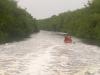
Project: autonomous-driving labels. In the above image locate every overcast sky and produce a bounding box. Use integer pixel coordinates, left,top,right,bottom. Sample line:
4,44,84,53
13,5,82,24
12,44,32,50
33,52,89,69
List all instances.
17,0,88,19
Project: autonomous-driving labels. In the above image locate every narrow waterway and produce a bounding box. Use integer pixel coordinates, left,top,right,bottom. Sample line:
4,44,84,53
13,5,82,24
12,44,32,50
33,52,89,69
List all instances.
0,31,100,75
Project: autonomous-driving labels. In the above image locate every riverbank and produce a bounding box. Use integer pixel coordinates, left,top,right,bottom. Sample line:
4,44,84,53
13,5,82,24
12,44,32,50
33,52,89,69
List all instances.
38,0,100,46
0,0,39,44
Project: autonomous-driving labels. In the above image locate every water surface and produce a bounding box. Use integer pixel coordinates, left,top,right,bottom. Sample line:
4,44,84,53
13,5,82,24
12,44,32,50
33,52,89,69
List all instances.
0,31,100,75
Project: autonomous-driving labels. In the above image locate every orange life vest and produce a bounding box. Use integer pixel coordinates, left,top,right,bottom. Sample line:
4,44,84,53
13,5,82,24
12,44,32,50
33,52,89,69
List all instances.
64,35,72,43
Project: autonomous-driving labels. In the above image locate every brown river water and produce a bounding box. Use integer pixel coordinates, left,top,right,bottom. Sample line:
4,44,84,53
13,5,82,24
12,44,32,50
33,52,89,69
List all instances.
0,30,100,75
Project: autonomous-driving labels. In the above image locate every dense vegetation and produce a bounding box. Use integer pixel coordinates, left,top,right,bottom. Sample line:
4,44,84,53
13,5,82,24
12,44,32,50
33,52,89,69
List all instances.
0,0,39,43
38,0,100,45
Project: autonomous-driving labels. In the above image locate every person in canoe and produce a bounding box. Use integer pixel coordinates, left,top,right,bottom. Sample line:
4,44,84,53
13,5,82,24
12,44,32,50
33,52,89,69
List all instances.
64,33,72,43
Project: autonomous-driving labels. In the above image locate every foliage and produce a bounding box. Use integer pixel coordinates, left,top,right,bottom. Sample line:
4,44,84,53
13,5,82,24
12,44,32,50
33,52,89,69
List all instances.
0,0,39,43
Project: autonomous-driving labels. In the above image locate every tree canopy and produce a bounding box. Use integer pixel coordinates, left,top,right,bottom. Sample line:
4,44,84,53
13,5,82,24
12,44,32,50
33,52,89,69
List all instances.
0,0,39,43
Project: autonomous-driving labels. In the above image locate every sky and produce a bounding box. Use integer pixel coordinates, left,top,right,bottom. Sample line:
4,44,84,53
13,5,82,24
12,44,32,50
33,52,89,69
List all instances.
17,0,88,19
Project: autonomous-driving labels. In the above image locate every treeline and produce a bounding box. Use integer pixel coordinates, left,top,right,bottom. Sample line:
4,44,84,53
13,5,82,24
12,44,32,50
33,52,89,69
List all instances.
38,0,100,44
0,0,39,43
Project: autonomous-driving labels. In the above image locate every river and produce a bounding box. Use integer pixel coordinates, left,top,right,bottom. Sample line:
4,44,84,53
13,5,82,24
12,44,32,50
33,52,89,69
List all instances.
0,30,100,75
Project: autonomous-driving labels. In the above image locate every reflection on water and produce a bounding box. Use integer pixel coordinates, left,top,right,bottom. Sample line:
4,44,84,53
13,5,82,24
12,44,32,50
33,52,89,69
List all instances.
0,31,100,75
